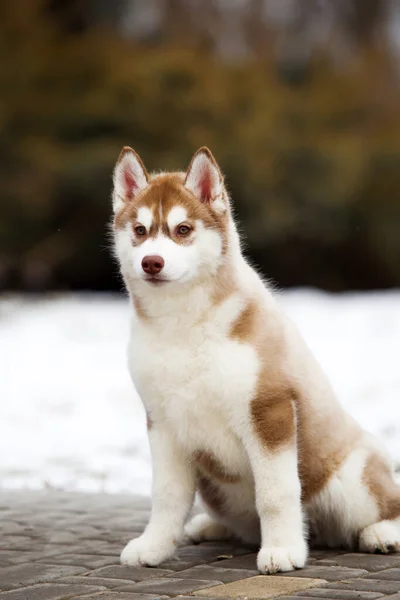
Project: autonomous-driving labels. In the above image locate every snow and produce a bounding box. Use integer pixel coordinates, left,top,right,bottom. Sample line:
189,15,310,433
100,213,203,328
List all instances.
1,290,399,495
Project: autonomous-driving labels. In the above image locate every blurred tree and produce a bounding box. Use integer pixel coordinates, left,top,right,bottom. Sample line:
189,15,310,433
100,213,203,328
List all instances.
0,0,399,291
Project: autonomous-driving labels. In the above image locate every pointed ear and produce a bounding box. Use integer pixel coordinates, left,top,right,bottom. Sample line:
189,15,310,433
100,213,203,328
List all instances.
112,147,149,212
185,147,223,204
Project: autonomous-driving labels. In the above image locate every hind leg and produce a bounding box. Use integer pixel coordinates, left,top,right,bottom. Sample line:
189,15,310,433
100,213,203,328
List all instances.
308,444,400,553
359,518,400,554
193,475,261,547
185,513,234,542
307,447,387,550
359,449,400,554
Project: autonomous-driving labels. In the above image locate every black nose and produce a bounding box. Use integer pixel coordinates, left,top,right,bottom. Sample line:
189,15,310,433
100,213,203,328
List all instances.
141,255,165,275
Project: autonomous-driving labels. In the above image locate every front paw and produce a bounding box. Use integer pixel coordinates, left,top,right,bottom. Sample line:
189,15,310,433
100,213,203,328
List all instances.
120,535,176,567
257,544,307,574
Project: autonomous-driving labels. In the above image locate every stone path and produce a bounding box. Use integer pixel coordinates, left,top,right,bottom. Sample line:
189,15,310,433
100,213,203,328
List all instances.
0,491,400,599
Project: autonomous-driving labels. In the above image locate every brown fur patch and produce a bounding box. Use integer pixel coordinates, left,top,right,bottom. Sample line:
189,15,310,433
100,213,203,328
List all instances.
297,425,352,503
250,388,296,451
230,299,360,504
230,300,259,341
231,301,295,451
132,294,147,320
194,450,240,484
363,452,400,521
114,171,229,254
197,473,226,515
114,208,132,231
146,412,153,430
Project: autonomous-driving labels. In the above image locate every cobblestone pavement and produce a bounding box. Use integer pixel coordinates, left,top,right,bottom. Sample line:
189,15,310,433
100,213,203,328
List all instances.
1,491,400,599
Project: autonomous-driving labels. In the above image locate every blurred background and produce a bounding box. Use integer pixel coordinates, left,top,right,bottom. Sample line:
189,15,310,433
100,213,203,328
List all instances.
1,0,399,493
2,0,400,292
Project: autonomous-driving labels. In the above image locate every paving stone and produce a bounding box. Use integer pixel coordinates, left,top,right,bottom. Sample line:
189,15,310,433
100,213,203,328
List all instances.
175,564,259,583
0,537,44,551
327,579,400,595
317,553,400,572
6,549,75,565
35,553,119,569
273,597,380,600
309,550,348,560
194,575,328,598
87,565,174,581
278,566,368,581
169,597,228,600
157,558,205,571
46,531,78,544
48,542,126,557
265,597,333,600
119,577,224,595
77,595,169,600
210,554,318,569
295,588,384,599
178,545,250,562
114,584,170,593
200,540,255,549
156,547,252,570
0,583,106,599
2,491,398,600
0,523,31,535
0,552,23,567
0,563,88,591
209,553,258,570
55,576,134,589
364,568,400,580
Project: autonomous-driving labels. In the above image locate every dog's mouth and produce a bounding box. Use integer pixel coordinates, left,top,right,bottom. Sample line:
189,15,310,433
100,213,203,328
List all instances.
142,273,189,285
144,276,169,285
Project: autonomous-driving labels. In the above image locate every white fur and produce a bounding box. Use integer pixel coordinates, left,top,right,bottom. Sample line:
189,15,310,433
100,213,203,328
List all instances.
247,441,308,573
185,152,222,202
114,220,223,287
113,151,148,212
137,207,153,231
359,519,400,553
113,160,400,575
307,447,381,549
121,426,195,566
167,206,188,230
185,513,233,542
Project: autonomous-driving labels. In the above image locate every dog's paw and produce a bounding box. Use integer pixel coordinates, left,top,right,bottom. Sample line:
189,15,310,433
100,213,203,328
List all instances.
359,521,400,554
185,513,233,543
257,544,307,574
120,535,176,567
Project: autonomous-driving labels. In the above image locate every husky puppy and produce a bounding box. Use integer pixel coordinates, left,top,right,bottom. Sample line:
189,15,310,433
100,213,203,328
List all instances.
112,146,400,574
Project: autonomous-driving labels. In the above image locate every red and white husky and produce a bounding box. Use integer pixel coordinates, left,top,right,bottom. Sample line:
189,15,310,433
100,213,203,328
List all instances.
112,146,400,574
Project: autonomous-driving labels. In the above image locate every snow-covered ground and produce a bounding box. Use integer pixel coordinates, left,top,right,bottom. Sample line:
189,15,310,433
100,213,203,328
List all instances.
1,290,399,495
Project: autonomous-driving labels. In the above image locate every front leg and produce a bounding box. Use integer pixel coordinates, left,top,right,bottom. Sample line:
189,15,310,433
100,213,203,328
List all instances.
121,424,195,566
245,391,307,574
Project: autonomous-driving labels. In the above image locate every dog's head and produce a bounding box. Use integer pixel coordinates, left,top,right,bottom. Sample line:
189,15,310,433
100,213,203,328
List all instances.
112,147,231,289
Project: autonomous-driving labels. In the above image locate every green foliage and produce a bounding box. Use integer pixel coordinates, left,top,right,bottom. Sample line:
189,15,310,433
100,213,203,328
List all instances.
1,0,400,290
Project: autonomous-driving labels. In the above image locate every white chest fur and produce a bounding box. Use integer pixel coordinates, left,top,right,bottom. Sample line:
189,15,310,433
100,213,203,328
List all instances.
127,295,259,469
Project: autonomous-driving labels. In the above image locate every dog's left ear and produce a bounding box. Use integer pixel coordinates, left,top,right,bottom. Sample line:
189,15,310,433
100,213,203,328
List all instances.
185,147,223,204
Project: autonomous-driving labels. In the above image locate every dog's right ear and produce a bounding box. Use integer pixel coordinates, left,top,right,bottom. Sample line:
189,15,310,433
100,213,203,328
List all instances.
112,147,149,213
185,147,223,204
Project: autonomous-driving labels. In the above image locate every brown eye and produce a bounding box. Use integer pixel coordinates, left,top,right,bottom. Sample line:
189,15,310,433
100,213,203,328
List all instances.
177,224,191,236
135,225,146,236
